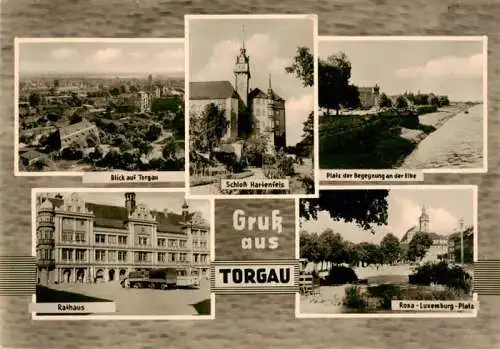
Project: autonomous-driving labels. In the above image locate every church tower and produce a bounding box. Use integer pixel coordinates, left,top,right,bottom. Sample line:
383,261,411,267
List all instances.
234,26,251,106
418,205,430,233
265,74,276,153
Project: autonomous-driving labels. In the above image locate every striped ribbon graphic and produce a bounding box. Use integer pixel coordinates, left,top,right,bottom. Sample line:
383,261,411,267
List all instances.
0,256,37,295
474,260,500,295
211,259,300,294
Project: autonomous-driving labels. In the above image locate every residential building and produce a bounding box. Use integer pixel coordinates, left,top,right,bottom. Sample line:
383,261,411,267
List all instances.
35,193,211,284
59,118,100,149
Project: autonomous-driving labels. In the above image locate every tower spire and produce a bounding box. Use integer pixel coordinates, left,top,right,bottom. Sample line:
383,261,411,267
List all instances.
242,24,245,50
268,74,272,90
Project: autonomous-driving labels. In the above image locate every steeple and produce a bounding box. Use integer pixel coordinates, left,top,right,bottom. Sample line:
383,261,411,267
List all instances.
234,25,251,107
242,24,245,50
419,205,430,233
267,74,273,97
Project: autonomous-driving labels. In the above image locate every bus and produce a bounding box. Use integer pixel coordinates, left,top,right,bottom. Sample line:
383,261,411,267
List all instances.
122,268,200,289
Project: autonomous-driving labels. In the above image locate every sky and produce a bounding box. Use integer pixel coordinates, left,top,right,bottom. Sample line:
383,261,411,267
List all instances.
300,188,475,244
189,17,315,146
319,39,485,102
19,41,184,77
43,192,210,223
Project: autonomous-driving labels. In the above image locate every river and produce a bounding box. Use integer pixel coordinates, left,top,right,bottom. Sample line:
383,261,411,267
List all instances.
401,104,484,169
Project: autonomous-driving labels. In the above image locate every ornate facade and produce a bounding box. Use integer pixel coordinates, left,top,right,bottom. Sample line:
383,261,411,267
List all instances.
36,192,210,284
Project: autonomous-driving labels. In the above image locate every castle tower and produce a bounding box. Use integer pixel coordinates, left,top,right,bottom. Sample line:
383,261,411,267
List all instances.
36,198,56,284
418,205,430,233
182,199,189,223
234,25,251,107
265,74,276,153
125,192,136,215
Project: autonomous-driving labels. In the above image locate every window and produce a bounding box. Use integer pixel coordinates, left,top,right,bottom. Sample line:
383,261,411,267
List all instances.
158,252,166,262
62,231,73,242
62,248,73,261
157,238,166,247
179,240,187,248
95,234,105,244
168,239,177,248
169,253,176,262
118,236,127,245
136,252,148,262
118,251,127,262
108,250,117,262
108,235,117,245
75,249,86,261
95,250,105,261
75,232,85,242
138,236,148,246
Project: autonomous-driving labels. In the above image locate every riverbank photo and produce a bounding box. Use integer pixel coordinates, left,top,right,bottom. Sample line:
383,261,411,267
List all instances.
31,188,214,320
15,38,186,184
297,185,477,318
317,36,487,179
186,15,318,197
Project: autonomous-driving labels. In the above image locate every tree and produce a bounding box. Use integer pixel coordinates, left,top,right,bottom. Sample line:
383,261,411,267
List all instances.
300,189,389,232
429,96,440,106
395,95,409,109
244,133,269,166
319,229,345,267
29,93,41,107
407,232,433,262
46,112,60,122
162,136,177,160
380,233,402,265
110,87,120,96
319,52,355,115
438,96,450,107
378,93,392,108
144,124,162,142
172,106,185,138
285,46,314,87
300,232,322,265
190,103,228,155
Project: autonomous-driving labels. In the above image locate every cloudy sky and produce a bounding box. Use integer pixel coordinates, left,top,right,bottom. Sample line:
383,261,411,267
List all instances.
301,188,475,244
46,192,210,223
319,39,484,102
189,17,315,146
19,41,184,77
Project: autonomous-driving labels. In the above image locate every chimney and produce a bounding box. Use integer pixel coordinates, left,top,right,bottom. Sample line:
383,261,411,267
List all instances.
125,192,136,214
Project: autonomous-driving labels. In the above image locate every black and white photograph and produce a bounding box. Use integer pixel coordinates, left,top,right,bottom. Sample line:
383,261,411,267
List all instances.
186,15,317,196
32,188,213,320
317,37,487,174
15,39,186,182
297,186,477,317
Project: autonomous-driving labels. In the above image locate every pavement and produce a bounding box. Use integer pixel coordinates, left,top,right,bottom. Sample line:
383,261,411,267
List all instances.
50,279,211,316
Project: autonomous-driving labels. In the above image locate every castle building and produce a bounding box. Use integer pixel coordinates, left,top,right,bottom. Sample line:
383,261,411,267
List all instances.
358,85,380,109
400,206,449,263
35,193,210,285
189,32,287,154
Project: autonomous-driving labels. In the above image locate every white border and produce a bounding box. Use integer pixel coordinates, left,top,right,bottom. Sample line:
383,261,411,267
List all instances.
185,14,319,199
295,184,479,318
317,36,488,174
31,187,215,321
14,37,186,184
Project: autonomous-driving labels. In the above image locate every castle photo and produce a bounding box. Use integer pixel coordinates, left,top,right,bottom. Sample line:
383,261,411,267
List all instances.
187,15,316,195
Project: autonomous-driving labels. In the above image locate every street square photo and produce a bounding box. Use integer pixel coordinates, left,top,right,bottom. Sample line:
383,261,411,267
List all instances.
317,37,487,174
186,15,318,196
31,188,213,320
297,185,477,317
15,39,186,183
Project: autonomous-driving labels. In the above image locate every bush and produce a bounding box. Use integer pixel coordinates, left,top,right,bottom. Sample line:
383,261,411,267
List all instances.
367,284,402,310
320,266,358,286
343,286,367,310
409,261,472,293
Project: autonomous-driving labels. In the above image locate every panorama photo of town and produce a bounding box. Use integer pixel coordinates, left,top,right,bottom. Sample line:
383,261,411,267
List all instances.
34,190,212,318
316,38,486,171
16,39,185,175
298,186,476,315
187,16,316,195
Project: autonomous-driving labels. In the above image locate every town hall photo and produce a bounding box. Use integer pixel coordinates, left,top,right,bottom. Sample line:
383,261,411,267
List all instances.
186,15,318,196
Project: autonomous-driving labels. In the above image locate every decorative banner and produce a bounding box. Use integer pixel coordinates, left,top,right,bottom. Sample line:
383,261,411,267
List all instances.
210,260,299,294
474,260,500,295
214,199,296,260
0,256,37,295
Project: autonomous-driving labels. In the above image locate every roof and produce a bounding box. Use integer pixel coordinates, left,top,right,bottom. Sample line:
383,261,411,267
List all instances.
45,197,196,232
401,227,447,243
190,81,239,100
19,149,45,161
59,119,96,138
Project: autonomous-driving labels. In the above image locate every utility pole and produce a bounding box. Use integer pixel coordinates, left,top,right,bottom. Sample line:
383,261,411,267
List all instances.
460,218,464,266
